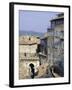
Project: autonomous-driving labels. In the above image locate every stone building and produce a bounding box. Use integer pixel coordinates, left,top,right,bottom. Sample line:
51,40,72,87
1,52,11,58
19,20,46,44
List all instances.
38,35,47,65
38,13,64,67
51,13,64,63
19,35,40,79
37,13,64,77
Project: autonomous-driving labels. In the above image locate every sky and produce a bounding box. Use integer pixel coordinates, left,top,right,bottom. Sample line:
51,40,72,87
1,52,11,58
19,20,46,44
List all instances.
19,10,60,33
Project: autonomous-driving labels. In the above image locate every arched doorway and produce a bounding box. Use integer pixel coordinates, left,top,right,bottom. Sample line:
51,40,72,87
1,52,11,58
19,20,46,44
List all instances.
29,63,35,78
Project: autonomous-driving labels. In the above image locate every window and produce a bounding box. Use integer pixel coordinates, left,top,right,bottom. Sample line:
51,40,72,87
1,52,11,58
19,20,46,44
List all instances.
24,53,26,57
29,37,31,40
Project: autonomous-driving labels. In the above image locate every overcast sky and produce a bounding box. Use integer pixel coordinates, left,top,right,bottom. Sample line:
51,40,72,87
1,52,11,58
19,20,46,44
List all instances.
19,10,60,33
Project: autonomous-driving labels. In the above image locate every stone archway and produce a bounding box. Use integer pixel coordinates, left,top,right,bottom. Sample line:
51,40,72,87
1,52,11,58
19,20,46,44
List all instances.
29,63,34,68
29,63,35,78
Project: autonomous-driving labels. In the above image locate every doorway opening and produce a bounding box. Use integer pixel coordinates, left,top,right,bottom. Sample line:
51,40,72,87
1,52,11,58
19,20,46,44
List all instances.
29,63,35,78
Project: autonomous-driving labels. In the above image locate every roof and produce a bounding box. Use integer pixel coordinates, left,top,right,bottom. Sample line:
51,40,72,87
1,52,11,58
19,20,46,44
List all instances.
51,16,64,21
19,36,40,45
19,40,38,45
51,13,64,22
